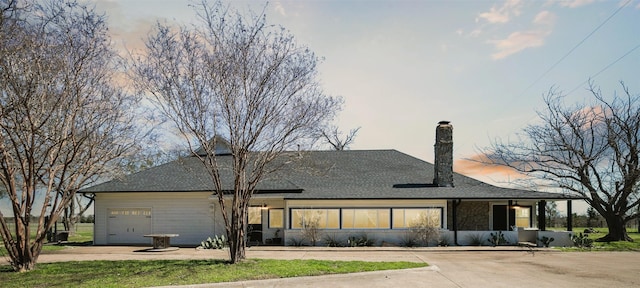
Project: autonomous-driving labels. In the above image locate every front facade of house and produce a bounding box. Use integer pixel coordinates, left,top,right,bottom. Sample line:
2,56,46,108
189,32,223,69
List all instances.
84,122,579,247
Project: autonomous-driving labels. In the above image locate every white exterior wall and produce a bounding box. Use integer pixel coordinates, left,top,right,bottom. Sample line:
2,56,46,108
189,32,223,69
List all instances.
94,192,215,246
453,230,574,247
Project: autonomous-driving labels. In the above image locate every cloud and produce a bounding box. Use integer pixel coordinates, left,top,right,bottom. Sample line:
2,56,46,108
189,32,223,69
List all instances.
488,10,556,59
533,10,555,25
488,31,547,59
455,154,528,183
557,0,596,8
477,0,523,23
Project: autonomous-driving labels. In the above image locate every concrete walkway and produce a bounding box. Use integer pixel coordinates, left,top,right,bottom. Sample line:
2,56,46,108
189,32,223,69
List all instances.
5,246,640,287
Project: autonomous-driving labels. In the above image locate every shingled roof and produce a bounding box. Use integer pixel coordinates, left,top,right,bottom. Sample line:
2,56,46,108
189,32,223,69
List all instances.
81,149,579,201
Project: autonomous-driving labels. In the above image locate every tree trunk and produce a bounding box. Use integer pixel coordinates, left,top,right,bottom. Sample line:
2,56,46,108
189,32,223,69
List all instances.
3,220,43,272
14,253,38,272
598,214,632,242
227,205,247,264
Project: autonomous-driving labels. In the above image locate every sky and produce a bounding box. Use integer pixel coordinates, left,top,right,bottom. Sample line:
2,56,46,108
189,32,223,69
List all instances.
3,0,639,215
93,0,639,178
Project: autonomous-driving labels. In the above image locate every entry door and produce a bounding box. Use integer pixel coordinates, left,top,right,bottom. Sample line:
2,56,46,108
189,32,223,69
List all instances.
107,208,152,244
492,205,515,231
247,206,263,244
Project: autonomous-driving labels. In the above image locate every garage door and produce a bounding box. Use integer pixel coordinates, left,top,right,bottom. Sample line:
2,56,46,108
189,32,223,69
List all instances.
107,208,152,244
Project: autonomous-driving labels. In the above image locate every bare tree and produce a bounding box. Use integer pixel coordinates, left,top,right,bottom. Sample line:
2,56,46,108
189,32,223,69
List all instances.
0,0,141,271
483,81,640,242
132,0,340,263
61,146,183,232
319,126,360,150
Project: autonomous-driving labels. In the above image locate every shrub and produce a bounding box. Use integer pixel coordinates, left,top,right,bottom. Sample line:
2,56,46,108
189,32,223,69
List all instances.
438,234,452,247
323,234,343,247
199,235,227,249
466,233,484,246
409,212,441,247
347,234,376,247
287,237,307,246
398,232,419,247
538,236,555,247
301,217,321,246
488,231,508,246
571,232,593,249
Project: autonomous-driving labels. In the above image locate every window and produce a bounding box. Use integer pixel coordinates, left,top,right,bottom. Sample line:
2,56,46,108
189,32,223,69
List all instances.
392,208,442,229
290,209,340,229
269,209,284,228
248,207,262,225
514,206,531,227
342,209,390,229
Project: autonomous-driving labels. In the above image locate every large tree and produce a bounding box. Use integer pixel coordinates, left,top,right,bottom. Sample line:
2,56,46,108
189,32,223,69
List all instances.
132,0,340,263
0,0,141,271
484,81,640,242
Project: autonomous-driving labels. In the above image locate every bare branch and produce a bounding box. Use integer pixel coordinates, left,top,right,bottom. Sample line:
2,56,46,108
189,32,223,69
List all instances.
132,0,340,263
480,81,640,241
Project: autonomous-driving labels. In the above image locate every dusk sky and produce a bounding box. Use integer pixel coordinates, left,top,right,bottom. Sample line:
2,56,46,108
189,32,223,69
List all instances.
93,0,639,191
2,0,638,215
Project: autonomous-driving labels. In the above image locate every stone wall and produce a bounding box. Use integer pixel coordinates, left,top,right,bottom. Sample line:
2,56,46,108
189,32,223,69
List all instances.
447,200,490,231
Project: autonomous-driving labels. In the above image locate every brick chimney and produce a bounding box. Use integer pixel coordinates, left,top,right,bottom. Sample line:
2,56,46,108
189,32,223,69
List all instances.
433,121,453,187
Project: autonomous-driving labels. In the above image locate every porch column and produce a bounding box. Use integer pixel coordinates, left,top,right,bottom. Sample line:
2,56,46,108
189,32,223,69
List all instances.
538,200,546,231
507,200,513,229
567,200,573,231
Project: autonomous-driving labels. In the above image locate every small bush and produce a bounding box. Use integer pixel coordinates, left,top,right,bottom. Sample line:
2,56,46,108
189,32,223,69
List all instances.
409,212,441,247
287,237,307,246
323,234,343,247
438,234,452,247
347,234,376,247
488,231,508,246
571,232,593,249
538,236,555,247
199,235,227,249
398,232,419,247
466,233,484,246
301,217,322,246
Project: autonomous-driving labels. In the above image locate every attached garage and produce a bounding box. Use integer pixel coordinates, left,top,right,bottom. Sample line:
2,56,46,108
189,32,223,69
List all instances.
92,192,218,246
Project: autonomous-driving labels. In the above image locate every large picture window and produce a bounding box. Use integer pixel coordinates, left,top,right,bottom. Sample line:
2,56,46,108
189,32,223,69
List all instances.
392,208,442,229
342,209,390,229
290,209,340,229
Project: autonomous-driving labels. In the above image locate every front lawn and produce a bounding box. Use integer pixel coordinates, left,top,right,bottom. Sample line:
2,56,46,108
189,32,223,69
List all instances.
554,227,640,251
0,259,427,287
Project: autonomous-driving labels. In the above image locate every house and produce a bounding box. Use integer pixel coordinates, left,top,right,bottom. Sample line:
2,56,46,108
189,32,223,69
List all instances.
81,121,580,247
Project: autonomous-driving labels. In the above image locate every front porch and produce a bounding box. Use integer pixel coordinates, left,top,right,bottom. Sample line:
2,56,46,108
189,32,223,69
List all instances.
244,198,576,247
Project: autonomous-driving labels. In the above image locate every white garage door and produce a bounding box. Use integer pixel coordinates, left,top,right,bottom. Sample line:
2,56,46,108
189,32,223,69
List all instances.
107,208,152,244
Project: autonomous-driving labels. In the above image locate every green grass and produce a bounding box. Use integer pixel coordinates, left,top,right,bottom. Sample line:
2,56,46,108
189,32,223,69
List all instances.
555,227,640,251
0,259,427,287
1,223,94,254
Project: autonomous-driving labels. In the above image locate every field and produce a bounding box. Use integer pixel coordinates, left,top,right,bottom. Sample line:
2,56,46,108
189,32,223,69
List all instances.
550,227,640,251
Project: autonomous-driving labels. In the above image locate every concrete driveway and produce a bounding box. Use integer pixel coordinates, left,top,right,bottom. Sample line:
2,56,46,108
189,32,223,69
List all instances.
5,246,640,287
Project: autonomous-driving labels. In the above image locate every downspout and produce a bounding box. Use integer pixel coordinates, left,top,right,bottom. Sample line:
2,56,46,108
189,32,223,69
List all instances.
452,199,461,245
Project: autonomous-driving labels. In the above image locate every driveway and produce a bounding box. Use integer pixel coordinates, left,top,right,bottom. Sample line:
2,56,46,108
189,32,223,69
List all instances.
4,246,639,287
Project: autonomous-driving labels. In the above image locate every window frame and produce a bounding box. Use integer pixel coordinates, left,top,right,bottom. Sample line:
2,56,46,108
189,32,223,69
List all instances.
391,207,444,229
289,208,340,229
